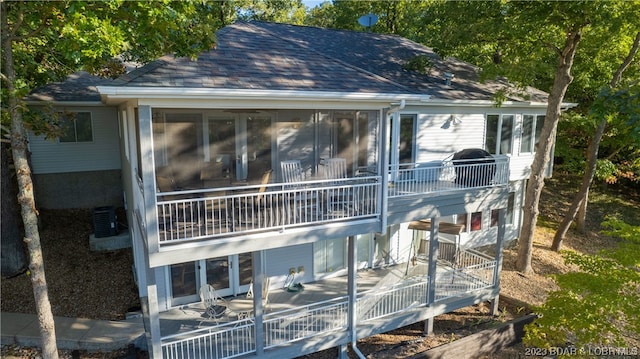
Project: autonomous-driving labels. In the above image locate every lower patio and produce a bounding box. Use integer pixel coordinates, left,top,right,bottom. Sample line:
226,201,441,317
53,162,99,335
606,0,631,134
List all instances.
158,243,498,359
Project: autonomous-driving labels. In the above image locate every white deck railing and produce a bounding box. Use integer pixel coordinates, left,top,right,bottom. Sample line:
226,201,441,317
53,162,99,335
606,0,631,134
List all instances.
357,277,429,322
161,319,255,359
435,246,496,301
156,176,380,245
160,255,496,359
388,157,509,197
263,296,349,349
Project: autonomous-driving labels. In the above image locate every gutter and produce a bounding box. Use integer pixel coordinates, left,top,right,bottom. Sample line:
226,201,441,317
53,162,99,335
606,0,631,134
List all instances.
96,86,428,103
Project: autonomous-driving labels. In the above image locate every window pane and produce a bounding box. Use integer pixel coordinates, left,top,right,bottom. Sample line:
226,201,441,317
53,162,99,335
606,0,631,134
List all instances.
59,112,92,142
59,116,76,142
471,212,482,231
521,115,534,153
75,113,93,142
491,193,515,227
506,192,515,225
399,115,415,163
485,115,499,154
500,115,514,154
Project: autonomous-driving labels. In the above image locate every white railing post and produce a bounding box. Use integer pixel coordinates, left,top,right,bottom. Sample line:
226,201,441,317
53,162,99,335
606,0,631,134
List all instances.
425,216,439,334
253,250,264,355
491,208,506,315
348,235,358,343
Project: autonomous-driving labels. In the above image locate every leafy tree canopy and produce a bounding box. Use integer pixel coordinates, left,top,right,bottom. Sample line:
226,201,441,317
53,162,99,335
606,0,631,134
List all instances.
524,217,640,349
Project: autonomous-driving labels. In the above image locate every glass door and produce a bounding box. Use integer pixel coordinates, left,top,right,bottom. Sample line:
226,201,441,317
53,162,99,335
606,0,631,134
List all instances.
203,253,253,297
204,257,232,296
170,262,199,306
170,253,254,306
207,117,237,182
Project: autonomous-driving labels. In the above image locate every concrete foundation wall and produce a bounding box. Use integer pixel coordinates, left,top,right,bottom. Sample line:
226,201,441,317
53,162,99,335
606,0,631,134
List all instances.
33,169,123,209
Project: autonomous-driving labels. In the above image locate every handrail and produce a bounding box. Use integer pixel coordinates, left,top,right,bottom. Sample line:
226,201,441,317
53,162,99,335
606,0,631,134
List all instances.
388,157,509,197
156,176,381,246
161,319,255,359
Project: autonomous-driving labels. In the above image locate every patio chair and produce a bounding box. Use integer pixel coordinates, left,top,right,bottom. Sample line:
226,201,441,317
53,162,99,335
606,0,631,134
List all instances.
280,160,319,221
199,284,228,325
323,158,354,216
280,160,305,184
227,276,271,319
237,169,275,227
323,158,347,180
156,171,199,233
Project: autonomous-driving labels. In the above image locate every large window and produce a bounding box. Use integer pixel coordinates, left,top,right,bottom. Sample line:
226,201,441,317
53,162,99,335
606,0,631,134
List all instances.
59,112,92,142
485,114,514,155
520,115,545,153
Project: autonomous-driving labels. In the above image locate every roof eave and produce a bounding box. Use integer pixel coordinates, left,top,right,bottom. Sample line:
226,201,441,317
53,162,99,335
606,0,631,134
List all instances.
96,86,429,104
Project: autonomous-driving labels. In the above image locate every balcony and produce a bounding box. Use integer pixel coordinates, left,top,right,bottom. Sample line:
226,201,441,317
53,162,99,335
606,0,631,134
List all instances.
159,242,497,359
156,176,381,247
388,156,509,198
154,158,508,246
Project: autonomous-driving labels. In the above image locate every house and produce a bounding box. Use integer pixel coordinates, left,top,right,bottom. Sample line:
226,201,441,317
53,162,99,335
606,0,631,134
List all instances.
26,21,568,359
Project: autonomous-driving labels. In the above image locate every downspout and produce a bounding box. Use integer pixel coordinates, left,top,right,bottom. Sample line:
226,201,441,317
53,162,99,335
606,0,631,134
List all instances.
348,236,366,359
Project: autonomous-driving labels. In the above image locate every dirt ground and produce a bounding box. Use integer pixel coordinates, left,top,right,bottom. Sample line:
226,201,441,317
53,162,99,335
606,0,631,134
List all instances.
2,174,636,358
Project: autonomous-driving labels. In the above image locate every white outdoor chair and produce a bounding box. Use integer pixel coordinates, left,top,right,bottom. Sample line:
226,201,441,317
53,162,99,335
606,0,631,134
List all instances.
323,158,353,216
280,160,318,221
280,160,305,184
199,284,228,325
323,158,347,180
227,276,271,319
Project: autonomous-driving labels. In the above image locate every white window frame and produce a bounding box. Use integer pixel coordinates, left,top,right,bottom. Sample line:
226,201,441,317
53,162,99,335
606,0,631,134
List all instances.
485,114,515,155
520,114,545,154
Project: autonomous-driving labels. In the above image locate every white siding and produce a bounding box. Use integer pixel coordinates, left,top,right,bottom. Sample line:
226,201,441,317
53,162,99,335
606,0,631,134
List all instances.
265,243,314,288
28,106,121,174
415,113,487,162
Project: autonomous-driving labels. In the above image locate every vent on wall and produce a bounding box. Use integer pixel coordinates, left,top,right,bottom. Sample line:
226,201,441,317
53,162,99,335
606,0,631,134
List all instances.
93,206,118,238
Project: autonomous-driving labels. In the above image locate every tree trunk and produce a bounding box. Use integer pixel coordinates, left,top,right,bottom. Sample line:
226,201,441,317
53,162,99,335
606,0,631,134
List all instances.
516,30,582,274
552,31,640,251
575,191,588,232
1,4,59,358
552,121,605,250
1,141,28,277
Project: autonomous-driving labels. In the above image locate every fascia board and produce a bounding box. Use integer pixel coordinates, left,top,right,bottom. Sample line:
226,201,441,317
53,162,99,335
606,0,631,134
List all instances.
96,86,426,103
25,101,105,107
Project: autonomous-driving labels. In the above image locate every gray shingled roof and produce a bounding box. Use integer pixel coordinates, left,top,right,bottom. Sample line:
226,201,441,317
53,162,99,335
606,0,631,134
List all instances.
26,71,113,102
31,21,549,103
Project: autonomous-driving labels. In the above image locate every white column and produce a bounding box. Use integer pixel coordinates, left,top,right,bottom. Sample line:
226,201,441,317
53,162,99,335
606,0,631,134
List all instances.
490,208,506,315
424,216,439,335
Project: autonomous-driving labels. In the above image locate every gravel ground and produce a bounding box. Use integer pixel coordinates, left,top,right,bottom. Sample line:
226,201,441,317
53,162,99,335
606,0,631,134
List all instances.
0,208,542,359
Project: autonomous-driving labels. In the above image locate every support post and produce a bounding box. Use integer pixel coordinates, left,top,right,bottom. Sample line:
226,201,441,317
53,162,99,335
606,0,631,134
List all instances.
380,108,390,232
338,344,348,359
348,235,357,341
253,250,265,355
138,105,160,255
425,216,439,335
490,208,506,315
145,267,162,359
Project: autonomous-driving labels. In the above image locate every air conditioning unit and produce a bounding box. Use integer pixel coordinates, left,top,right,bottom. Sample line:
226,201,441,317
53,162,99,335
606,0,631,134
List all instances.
93,206,118,238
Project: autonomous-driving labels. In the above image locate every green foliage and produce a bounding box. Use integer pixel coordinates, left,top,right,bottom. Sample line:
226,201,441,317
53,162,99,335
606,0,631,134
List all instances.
555,82,640,183
236,0,307,24
524,218,640,349
401,55,432,74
